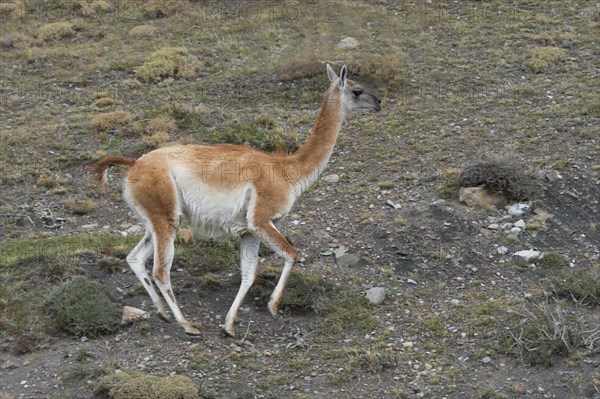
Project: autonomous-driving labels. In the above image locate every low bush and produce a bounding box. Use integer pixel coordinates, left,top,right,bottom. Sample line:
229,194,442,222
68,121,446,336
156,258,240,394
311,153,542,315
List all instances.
45,276,121,337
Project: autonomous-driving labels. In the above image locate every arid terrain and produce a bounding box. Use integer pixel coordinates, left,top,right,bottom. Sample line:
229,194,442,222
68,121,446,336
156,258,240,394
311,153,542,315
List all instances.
1,1,599,398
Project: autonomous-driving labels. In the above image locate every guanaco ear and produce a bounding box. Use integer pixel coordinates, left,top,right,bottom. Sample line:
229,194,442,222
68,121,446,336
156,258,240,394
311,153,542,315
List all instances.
326,63,338,83
339,65,347,88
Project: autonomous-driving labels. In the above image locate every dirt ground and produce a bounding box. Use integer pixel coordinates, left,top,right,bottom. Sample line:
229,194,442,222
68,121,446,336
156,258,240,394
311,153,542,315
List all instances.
1,1,599,398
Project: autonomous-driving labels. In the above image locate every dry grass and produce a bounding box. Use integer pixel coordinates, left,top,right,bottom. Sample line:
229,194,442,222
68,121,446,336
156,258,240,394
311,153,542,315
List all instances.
523,46,568,73
136,47,200,83
91,111,132,133
63,199,97,215
92,97,115,108
128,25,159,39
38,22,74,41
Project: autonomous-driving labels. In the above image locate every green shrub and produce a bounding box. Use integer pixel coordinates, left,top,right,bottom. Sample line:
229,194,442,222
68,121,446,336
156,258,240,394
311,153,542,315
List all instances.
95,372,199,399
538,252,568,269
45,276,121,337
136,47,200,83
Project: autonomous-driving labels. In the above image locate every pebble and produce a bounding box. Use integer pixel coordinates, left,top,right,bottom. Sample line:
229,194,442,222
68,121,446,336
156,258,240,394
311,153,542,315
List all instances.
487,223,500,230
365,287,386,305
514,219,526,228
507,203,531,217
336,253,368,268
322,174,340,184
497,246,509,255
450,299,460,306
81,223,99,229
385,199,402,209
336,36,359,48
513,250,542,263
482,356,492,364
402,341,414,348
509,227,521,235
406,279,417,285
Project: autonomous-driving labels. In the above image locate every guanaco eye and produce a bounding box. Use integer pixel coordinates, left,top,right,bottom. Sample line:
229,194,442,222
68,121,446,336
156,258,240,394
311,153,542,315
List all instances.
352,88,363,97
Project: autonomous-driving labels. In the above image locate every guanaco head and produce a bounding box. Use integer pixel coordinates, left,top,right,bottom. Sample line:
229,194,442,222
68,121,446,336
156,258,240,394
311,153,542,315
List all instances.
326,64,382,113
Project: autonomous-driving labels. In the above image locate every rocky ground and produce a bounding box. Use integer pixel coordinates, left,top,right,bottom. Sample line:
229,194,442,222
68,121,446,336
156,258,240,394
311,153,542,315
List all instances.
1,1,599,398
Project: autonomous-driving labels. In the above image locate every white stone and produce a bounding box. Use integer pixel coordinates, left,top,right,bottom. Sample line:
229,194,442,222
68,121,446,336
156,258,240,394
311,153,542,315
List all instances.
514,219,526,228
122,306,150,324
81,223,99,229
336,37,359,48
507,203,531,217
509,227,522,235
496,246,509,255
365,287,386,305
406,279,417,285
127,225,144,235
513,250,542,262
322,174,340,184
487,223,500,230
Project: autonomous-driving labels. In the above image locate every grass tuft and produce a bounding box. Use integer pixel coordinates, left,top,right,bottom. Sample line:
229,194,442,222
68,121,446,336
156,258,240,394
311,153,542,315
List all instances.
523,46,568,73
63,198,97,215
38,21,74,41
136,47,200,83
550,266,600,306
95,371,198,399
129,25,159,38
91,110,132,133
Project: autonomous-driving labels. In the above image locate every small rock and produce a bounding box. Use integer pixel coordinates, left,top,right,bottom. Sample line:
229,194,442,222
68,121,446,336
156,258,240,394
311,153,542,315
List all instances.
126,225,144,235
81,223,99,229
496,246,509,255
509,227,522,235
450,299,460,306
336,253,368,268
487,223,500,230
406,278,417,285
365,287,386,305
122,306,150,324
385,199,401,209
514,219,526,228
481,356,492,364
322,174,340,184
336,36,359,48
402,341,414,348
231,345,242,353
507,203,531,217
513,250,542,263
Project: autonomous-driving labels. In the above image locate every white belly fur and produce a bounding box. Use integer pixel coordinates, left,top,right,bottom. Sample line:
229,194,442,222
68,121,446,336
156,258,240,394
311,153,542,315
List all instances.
172,170,252,238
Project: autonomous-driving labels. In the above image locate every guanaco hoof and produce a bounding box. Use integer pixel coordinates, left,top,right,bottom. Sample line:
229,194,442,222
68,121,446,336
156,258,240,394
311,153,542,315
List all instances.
157,311,171,323
184,325,201,336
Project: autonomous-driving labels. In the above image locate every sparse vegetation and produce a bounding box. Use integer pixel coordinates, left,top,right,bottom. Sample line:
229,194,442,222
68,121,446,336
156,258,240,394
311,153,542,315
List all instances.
1,0,598,397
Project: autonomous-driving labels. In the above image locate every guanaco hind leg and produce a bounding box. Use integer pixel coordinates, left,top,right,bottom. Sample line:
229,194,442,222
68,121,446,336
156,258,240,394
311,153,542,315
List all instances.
223,233,260,336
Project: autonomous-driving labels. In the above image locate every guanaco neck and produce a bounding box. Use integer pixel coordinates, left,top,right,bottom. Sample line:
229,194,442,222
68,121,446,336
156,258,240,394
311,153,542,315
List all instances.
290,84,345,187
